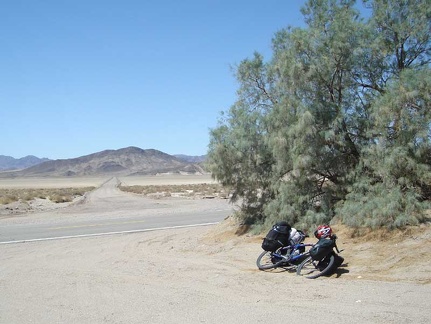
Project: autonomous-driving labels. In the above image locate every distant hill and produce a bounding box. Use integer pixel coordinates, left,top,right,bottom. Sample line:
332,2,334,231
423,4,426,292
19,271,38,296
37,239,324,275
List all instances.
174,154,207,163
0,155,51,171
0,147,205,177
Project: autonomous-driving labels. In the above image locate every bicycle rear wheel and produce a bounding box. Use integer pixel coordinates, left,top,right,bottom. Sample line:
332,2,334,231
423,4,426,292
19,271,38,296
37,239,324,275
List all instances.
296,254,335,279
256,251,284,270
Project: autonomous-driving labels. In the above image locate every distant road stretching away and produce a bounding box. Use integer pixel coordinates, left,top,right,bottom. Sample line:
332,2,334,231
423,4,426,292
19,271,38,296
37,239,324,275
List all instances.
0,178,234,244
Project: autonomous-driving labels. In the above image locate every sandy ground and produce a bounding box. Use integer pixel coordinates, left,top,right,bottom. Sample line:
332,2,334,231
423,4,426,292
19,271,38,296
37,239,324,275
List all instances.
1,176,430,323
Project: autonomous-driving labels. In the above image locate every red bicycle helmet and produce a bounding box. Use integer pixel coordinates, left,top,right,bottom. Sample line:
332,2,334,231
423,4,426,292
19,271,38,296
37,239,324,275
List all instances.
314,224,332,239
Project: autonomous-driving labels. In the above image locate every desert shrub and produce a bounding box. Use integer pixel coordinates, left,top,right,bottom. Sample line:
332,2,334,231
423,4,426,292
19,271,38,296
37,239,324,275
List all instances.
50,195,72,203
119,183,227,198
0,194,18,205
0,187,95,205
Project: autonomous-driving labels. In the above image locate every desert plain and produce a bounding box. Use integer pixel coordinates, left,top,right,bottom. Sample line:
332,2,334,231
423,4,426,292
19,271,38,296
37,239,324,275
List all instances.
0,174,430,323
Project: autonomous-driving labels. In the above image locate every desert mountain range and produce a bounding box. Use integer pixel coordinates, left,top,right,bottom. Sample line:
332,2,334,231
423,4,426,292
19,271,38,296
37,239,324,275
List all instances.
0,155,50,171
0,147,206,177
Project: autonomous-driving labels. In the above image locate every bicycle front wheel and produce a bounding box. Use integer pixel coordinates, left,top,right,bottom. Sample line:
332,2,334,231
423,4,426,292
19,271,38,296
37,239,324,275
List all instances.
256,251,284,270
296,254,335,279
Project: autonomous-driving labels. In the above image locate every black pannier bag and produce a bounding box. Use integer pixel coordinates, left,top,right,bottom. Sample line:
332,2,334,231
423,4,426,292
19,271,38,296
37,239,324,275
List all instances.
261,221,291,252
309,238,335,261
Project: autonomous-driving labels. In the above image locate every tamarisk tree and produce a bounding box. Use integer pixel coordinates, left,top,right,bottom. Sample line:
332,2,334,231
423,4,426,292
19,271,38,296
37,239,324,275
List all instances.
208,0,431,230
207,53,276,224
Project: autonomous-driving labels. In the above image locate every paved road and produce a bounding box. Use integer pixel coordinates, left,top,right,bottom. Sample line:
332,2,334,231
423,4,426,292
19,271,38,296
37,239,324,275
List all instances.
0,177,234,243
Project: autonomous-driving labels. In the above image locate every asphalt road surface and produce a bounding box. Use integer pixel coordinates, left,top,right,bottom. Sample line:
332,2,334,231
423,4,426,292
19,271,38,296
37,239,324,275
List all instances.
0,177,234,244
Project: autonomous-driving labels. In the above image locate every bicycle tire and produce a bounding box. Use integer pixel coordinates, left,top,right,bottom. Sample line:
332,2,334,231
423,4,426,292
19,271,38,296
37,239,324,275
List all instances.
296,254,335,279
256,251,285,270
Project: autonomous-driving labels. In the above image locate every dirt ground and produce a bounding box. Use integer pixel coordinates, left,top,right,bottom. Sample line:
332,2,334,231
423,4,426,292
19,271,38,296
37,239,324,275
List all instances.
0,176,430,323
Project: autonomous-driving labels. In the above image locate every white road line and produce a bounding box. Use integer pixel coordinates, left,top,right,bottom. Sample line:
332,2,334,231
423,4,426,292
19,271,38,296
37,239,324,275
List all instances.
0,222,219,245
49,219,148,230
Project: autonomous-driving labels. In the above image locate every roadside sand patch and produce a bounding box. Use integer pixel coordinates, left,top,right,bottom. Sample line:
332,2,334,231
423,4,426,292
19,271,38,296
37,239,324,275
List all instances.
1,221,430,323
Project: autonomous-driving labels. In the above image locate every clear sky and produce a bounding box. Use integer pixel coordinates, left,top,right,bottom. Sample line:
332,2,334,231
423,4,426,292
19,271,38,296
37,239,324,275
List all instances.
1,0,307,159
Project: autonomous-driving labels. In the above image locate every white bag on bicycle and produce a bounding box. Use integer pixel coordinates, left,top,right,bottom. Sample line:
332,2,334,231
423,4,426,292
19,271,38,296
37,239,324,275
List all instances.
289,228,302,245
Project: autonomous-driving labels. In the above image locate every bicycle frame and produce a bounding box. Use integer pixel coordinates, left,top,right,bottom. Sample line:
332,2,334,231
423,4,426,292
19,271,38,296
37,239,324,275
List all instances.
272,242,314,264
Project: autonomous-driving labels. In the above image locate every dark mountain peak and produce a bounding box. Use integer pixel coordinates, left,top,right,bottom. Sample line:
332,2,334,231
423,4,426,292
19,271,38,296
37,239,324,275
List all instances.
117,146,146,154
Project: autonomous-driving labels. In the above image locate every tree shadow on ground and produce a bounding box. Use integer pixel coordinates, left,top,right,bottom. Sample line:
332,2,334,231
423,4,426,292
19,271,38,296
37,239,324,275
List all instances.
235,224,251,235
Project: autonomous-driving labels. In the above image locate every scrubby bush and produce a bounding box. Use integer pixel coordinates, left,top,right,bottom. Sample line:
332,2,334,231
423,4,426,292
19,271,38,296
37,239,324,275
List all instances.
0,187,95,205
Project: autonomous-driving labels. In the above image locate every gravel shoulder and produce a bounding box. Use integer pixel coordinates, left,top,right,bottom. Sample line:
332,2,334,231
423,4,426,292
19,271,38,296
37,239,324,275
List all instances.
0,176,430,323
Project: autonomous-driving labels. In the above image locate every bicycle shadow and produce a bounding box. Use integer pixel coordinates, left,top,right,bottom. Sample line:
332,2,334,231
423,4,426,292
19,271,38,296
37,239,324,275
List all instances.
260,264,349,278
332,263,350,278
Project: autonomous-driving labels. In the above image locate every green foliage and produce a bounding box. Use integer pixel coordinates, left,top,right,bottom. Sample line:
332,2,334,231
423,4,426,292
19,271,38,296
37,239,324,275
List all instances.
208,0,431,230
339,179,428,228
207,53,276,224
338,68,431,227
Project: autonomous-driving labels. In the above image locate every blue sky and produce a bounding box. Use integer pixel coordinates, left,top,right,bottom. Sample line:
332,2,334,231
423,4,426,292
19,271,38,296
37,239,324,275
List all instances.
1,0,307,159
